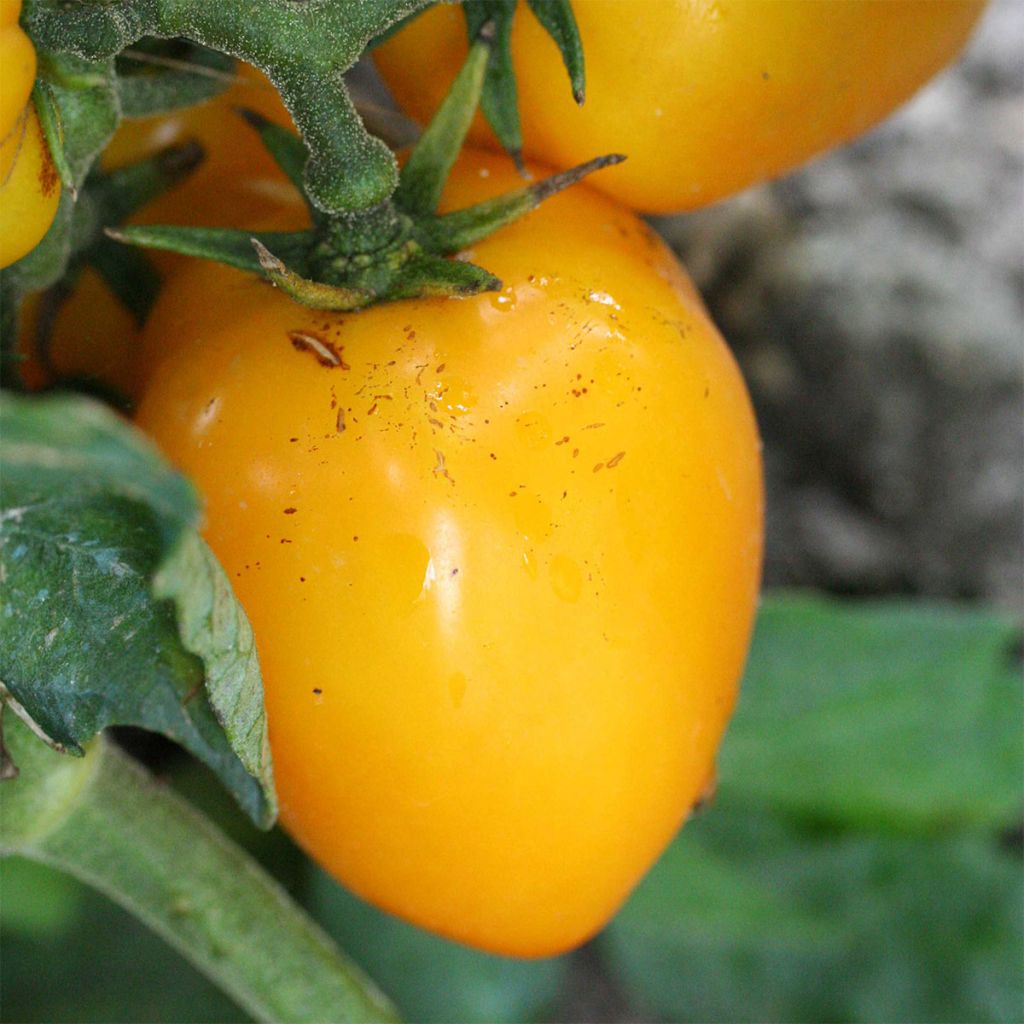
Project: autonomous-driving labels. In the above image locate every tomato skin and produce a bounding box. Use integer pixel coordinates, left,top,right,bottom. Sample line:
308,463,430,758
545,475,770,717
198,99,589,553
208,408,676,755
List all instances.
0,0,34,135
17,267,142,395
375,0,985,213
102,64,300,241
0,0,60,269
17,66,306,397
135,149,763,957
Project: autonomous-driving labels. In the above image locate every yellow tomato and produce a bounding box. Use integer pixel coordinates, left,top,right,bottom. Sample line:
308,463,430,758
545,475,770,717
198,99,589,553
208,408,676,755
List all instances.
0,0,60,269
375,0,985,212
0,0,35,134
103,63,299,237
17,65,306,398
134,149,763,957
17,268,141,396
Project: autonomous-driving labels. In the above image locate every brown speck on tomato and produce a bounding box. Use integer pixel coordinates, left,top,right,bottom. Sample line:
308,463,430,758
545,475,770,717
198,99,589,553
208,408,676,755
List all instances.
283,507,297,514
288,331,350,369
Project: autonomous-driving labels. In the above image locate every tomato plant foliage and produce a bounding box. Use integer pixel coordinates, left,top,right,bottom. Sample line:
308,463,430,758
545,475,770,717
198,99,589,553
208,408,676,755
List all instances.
0,393,274,825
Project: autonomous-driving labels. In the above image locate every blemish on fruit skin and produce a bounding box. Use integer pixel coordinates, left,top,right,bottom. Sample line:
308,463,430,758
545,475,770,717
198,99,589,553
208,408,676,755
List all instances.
288,330,349,369
433,450,454,484
283,507,297,515
38,125,59,196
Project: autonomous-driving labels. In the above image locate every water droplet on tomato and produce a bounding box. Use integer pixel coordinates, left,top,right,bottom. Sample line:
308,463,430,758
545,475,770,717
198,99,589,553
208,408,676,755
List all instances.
550,555,582,603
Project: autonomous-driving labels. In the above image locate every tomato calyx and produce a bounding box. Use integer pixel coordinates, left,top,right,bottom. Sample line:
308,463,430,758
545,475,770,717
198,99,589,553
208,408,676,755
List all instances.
459,0,586,166
108,22,623,311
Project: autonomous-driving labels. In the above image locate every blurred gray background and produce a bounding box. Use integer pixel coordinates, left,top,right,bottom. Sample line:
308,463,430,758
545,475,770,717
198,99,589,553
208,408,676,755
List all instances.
655,0,1023,611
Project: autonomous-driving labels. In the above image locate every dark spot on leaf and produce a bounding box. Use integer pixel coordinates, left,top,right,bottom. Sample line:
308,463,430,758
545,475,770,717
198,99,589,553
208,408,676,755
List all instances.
181,682,204,706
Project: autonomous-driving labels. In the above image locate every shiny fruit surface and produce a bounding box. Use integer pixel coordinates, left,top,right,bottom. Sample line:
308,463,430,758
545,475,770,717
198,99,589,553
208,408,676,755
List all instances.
17,65,306,397
0,0,60,269
375,0,985,212
135,149,763,956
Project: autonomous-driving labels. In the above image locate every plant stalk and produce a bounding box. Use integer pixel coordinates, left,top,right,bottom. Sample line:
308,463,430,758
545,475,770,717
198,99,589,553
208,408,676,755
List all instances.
1,721,397,1024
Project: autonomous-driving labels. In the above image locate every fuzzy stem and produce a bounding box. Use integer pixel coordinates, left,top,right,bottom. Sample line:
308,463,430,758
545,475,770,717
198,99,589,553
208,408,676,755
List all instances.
23,0,432,214
1,721,397,1024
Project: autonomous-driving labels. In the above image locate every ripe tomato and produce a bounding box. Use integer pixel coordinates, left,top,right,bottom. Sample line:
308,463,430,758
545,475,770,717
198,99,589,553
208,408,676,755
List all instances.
103,63,299,241
0,0,60,269
134,149,763,957
375,0,985,213
17,65,306,398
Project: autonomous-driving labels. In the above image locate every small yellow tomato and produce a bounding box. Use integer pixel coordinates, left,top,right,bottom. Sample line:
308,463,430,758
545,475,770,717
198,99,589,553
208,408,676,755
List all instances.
0,0,35,134
17,64,306,398
135,149,763,957
0,1,60,269
103,63,299,239
375,0,985,213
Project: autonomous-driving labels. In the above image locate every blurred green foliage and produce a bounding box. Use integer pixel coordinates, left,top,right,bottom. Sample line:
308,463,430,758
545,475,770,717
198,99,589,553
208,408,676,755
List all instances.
2,594,1021,1022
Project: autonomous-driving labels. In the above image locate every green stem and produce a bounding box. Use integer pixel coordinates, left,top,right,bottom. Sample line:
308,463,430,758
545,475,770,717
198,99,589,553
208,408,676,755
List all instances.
24,0,432,214
1,721,397,1024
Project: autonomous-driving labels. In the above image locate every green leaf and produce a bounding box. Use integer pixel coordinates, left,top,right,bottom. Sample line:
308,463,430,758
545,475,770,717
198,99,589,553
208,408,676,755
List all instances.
307,867,567,1023
601,593,1024,1022
526,0,585,104
723,594,1024,831
107,225,309,277
604,799,1023,1023
154,533,274,816
395,20,493,217
0,394,274,826
233,109,308,195
463,1,522,162
38,52,120,189
114,38,235,117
